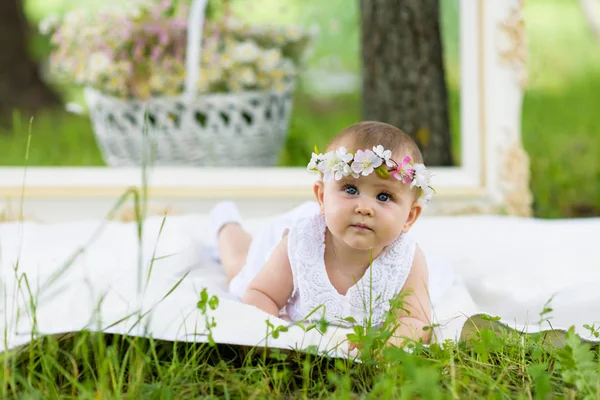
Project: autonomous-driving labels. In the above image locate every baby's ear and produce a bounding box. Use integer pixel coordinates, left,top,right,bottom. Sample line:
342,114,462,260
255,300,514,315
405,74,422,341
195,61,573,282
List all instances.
402,202,423,233
313,181,325,213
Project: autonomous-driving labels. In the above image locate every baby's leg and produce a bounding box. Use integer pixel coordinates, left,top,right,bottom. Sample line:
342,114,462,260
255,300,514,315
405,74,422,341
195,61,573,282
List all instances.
218,223,252,281
209,201,252,282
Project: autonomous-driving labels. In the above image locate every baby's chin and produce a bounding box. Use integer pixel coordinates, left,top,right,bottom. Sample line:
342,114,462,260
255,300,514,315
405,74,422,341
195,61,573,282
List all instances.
341,237,387,253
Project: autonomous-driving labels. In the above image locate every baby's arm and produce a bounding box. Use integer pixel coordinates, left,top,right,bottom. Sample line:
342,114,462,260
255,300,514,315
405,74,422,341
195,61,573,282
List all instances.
388,245,433,346
242,234,294,317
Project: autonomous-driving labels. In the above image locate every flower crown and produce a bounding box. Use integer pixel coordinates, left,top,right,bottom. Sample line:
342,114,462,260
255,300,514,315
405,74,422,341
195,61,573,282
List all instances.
307,145,435,205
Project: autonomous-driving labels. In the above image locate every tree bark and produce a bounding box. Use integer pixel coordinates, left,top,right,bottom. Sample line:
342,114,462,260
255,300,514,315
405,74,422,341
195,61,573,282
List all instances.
360,0,453,166
0,0,61,125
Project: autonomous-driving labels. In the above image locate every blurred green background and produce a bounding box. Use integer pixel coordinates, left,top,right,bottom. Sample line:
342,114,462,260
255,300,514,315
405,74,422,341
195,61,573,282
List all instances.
1,0,599,219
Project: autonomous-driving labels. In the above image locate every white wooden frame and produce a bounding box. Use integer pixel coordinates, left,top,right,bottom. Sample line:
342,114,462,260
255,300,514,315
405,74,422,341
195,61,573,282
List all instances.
0,0,532,223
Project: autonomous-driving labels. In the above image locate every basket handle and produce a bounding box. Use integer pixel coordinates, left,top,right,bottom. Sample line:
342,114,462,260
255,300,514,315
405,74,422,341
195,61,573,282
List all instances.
184,0,209,99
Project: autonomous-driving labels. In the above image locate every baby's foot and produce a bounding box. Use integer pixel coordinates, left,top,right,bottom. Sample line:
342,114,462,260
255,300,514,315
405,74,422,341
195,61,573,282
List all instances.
208,201,243,261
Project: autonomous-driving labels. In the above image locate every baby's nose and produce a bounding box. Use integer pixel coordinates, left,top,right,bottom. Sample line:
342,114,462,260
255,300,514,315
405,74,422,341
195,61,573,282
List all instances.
355,200,375,216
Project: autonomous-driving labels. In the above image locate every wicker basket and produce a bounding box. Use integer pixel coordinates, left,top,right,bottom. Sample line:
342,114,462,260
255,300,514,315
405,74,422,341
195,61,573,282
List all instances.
84,0,295,167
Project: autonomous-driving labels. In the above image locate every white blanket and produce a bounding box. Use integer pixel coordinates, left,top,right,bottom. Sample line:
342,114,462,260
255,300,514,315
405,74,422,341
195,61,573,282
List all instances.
1,213,599,358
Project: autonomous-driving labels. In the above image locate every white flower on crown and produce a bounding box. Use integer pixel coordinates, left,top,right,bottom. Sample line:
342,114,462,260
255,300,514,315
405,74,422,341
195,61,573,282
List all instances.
317,146,356,182
307,152,323,173
410,163,432,191
306,144,435,205
419,186,435,205
372,145,394,167
351,149,382,176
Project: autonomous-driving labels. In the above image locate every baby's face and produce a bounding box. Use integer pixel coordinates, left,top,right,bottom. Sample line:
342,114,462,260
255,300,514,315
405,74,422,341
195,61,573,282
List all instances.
316,162,422,252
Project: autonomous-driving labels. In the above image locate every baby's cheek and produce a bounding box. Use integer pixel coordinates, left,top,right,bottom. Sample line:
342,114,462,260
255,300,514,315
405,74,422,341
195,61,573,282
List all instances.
325,211,347,233
324,210,341,226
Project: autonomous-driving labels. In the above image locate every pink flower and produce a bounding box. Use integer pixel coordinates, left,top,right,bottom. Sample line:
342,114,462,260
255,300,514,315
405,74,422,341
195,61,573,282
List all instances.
151,7,162,19
158,27,169,45
134,40,145,61
391,156,414,184
120,20,134,40
172,17,187,30
51,31,63,45
151,47,162,61
160,0,171,12
174,47,184,63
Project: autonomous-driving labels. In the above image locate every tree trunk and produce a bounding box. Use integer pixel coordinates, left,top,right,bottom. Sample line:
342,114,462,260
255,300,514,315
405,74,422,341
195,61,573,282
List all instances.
0,0,61,125
360,0,453,166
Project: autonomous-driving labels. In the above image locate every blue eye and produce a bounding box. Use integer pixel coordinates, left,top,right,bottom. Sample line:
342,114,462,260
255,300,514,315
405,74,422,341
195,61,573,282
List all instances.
377,193,391,202
344,185,358,195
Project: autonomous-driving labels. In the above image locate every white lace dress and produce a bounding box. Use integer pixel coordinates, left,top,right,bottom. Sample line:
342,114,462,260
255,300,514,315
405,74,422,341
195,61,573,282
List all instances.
228,201,453,327
285,211,417,327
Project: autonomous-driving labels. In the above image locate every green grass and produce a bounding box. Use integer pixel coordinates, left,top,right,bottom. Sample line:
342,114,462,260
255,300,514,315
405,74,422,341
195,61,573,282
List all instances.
1,300,599,398
521,72,600,218
0,111,104,166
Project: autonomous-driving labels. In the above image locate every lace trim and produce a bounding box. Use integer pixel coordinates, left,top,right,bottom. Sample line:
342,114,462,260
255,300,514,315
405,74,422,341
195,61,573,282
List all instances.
286,213,416,327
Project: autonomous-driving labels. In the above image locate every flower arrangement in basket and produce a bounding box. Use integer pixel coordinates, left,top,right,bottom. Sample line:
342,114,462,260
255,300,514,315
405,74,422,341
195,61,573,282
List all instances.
40,0,317,166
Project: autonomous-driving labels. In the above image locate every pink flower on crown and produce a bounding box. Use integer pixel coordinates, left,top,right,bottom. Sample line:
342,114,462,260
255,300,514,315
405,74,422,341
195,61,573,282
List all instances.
391,156,415,184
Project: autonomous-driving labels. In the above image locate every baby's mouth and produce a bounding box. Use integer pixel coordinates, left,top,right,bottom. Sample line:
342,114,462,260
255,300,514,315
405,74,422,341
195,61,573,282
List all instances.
351,223,373,231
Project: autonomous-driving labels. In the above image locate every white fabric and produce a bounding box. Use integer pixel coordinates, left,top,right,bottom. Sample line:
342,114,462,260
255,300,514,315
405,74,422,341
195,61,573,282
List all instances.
285,209,418,327
228,201,320,297
1,210,599,360
230,201,453,313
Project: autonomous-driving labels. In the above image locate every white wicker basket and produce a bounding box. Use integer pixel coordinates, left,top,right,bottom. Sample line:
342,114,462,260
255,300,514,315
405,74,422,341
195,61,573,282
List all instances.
84,0,295,167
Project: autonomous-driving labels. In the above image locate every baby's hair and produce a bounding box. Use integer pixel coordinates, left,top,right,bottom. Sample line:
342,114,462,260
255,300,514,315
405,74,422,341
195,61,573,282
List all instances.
327,121,424,164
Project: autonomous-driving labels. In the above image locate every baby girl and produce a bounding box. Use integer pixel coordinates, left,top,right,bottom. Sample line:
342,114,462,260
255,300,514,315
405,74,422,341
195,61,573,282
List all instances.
209,121,442,347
